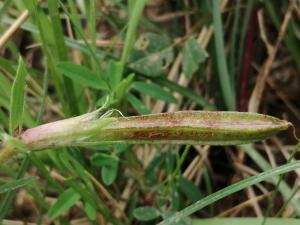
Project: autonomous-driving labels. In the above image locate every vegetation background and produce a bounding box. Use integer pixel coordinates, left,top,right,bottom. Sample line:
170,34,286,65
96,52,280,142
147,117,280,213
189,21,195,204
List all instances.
0,0,300,224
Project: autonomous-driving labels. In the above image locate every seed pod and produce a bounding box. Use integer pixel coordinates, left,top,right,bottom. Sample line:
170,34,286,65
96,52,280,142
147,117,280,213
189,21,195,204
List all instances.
20,111,291,150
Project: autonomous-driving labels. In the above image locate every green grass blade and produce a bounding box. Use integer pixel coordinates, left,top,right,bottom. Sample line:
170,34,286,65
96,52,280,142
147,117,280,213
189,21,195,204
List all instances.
47,0,68,60
9,56,26,135
58,0,104,77
0,176,37,194
65,178,109,220
121,0,148,64
158,160,300,225
0,157,30,222
108,60,124,90
48,0,78,115
242,144,300,215
56,62,109,90
28,154,63,192
229,0,241,78
48,188,81,220
126,93,151,114
212,0,235,110
157,78,215,110
0,72,12,99
132,81,177,104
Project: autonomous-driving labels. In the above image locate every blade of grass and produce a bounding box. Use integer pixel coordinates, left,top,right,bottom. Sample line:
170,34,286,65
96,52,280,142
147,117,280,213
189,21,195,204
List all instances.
126,93,151,114
86,0,97,67
0,156,30,223
65,178,110,220
212,0,235,110
0,176,37,194
158,160,300,225
28,153,63,192
26,3,68,114
243,144,300,215
262,141,300,224
132,81,177,104
157,78,215,110
9,56,26,135
121,0,148,65
48,0,78,115
56,62,109,90
229,0,241,79
58,0,105,80
48,187,81,220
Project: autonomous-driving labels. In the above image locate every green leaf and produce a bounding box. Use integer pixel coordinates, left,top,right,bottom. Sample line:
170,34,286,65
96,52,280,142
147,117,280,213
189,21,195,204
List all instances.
48,188,81,220
133,206,161,221
182,38,208,79
108,60,123,90
178,177,203,203
56,62,108,90
121,0,148,64
0,57,15,75
192,218,300,225
0,176,37,194
91,153,119,167
132,81,177,104
91,153,119,185
84,202,96,221
9,56,27,135
0,73,12,99
243,143,300,214
102,162,119,186
212,0,235,110
127,93,151,115
128,33,174,77
157,78,214,110
114,73,135,101
65,179,99,212
145,153,165,185
158,160,300,225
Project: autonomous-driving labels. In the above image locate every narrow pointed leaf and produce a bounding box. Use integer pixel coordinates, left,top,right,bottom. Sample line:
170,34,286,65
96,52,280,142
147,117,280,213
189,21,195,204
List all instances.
127,93,151,115
9,57,27,134
158,160,300,225
132,81,177,104
48,188,81,220
133,206,161,221
56,62,108,90
0,176,38,194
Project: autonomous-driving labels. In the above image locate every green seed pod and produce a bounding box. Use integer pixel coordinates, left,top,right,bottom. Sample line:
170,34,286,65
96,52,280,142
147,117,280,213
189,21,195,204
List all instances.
20,111,291,149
